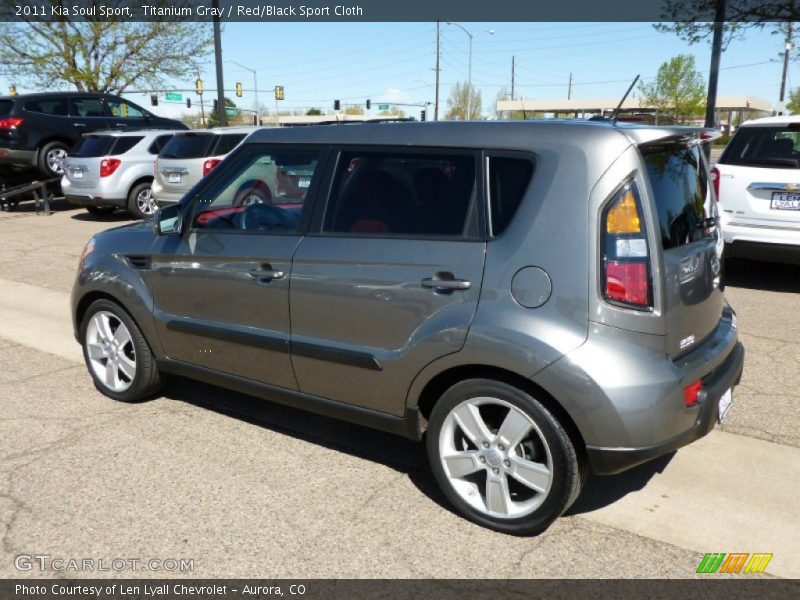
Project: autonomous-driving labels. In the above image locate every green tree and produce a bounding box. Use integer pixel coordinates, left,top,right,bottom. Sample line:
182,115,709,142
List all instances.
306,107,323,116
0,4,211,93
344,105,365,115
207,97,238,128
638,55,707,124
787,87,800,114
445,82,482,120
377,107,406,118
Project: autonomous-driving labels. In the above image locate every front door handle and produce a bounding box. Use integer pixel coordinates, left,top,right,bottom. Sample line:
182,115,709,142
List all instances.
114,123,129,127
249,267,285,282
422,274,471,291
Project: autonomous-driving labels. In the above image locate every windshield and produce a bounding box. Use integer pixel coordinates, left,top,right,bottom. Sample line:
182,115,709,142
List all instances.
159,134,214,159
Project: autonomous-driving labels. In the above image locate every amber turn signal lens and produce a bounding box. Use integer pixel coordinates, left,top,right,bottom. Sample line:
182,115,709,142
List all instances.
606,188,641,234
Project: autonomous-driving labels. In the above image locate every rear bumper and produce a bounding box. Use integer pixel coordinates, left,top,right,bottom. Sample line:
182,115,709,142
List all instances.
587,341,744,474
66,194,127,209
721,219,800,263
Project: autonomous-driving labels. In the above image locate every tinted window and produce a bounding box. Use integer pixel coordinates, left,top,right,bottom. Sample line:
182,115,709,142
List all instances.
110,136,143,155
71,136,114,158
489,156,534,236
0,100,13,116
24,99,68,116
191,145,322,233
106,98,145,119
323,151,476,237
148,134,174,155
720,126,800,168
70,97,106,118
212,133,247,156
159,134,214,159
642,143,712,250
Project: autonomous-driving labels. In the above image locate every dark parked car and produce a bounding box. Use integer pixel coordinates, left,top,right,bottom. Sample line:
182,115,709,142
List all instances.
71,121,744,535
0,92,187,180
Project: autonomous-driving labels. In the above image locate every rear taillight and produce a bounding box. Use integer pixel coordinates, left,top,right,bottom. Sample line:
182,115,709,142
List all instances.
0,117,23,129
683,379,703,407
710,167,720,202
203,158,221,176
100,158,121,177
602,181,652,309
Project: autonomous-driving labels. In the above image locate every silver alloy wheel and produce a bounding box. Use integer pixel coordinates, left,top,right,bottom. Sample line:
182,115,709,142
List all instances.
241,194,264,206
439,397,553,519
85,311,136,393
46,147,67,175
136,188,157,215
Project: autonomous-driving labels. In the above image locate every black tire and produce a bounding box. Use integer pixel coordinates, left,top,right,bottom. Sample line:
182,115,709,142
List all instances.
37,141,70,178
127,181,156,219
426,379,584,536
80,299,163,402
86,206,116,216
234,179,272,206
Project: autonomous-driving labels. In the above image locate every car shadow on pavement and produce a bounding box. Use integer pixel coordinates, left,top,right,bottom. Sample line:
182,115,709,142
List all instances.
70,210,134,222
0,197,75,213
161,376,456,513
566,452,674,516
724,258,800,293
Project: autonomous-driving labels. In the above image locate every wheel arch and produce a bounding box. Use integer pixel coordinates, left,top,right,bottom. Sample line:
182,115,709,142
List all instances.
128,175,155,195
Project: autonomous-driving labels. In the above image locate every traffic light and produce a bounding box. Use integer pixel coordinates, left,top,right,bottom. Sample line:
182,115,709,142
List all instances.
8,84,16,96
186,98,191,108
275,85,284,101
235,82,243,98
420,109,426,122
195,79,203,95
334,99,340,111
150,94,158,106
213,99,218,112
366,99,371,110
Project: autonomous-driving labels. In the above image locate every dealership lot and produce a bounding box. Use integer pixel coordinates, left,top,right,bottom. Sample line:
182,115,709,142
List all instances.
0,201,798,578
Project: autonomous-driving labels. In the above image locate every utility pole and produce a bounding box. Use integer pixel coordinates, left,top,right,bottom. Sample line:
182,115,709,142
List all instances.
511,56,515,100
212,0,226,127
567,72,572,100
704,0,726,130
434,20,440,121
780,22,794,112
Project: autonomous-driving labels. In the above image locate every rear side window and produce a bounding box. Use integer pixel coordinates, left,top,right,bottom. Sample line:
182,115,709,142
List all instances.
720,126,800,168
148,134,174,155
212,133,247,156
25,99,68,116
488,155,534,236
71,136,114,158
642,143,712,250
159,134,214,159
110,136,143,155
70,97,106,118
323,150,477,238
0,100,13,116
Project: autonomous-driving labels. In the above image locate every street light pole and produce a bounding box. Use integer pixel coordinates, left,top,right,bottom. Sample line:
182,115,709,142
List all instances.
212,0,226,127
227,60,259,124
447,22,494,120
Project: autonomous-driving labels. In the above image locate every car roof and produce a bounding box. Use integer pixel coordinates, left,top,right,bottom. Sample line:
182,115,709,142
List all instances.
0,92,119,100
82,129,184,138
739,114,800,127
243,120,717,149
174,126,259,135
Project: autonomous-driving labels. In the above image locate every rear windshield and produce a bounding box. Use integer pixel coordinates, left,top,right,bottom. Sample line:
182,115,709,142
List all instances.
70,136,143,157
641,143,712,250
0,100,14,116
211,133,247,156
720,126,800,168
159,133,214,159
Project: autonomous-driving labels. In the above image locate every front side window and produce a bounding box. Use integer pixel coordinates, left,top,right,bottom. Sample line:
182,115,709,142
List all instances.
70,97,106,118
106,98,145,119
323,150,476,237
191,145,322,233
642,142,712,250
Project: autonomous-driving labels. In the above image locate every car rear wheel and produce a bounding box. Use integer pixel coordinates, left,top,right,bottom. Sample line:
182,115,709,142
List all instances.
127,182,157,219
38,141,70,178
426,379,584,535
80,299,163,402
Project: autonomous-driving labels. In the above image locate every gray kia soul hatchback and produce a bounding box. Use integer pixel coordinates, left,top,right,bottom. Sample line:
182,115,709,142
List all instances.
72,121,744,535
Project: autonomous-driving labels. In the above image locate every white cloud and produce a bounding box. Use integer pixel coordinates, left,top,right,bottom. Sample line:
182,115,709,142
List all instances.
377,88,410,103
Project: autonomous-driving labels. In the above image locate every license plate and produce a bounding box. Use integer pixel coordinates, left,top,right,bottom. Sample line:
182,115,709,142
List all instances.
72,169,83,180
718,387,733,423
168,173,181,184
770,192,800,210
298,177,311,189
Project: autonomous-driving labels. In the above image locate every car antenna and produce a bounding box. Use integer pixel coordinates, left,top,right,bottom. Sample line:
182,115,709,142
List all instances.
611,75,639,125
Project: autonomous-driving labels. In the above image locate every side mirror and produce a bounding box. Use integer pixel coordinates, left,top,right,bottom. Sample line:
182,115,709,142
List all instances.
153,204,183,236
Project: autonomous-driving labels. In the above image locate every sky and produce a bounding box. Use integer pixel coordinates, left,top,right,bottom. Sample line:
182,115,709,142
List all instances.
125,21,791,119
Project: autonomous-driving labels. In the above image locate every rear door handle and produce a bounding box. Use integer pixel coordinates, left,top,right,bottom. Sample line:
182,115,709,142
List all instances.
249,267,285,281
114,123,128,127
422,275,471,291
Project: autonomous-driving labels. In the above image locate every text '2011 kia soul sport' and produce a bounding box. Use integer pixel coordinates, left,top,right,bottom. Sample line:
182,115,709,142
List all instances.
72,121,744,535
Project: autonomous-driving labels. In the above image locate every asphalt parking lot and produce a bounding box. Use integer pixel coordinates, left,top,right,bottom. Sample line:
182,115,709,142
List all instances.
0,198,798,579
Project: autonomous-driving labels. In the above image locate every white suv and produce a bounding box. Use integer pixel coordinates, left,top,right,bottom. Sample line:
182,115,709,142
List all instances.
713,115,800,264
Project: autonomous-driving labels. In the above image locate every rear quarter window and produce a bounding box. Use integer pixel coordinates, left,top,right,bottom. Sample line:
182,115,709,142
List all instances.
641,143,712,250
159,134,214,159
24,99,68,116
720,125,800,168
489,155,534,236
0,100,14,116
71,136,114,158
148,134,174,155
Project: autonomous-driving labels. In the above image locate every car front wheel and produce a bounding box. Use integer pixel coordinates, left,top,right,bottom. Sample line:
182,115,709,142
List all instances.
80,299,162,402
426,379,584,535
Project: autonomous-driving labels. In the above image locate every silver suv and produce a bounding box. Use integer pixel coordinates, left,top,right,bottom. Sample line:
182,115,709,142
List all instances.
71,121,744,535
62,130,180,218
151,127,256,206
